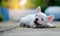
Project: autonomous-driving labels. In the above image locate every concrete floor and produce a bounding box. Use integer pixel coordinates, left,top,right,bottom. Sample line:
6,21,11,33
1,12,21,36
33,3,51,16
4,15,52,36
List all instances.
0,21,60,36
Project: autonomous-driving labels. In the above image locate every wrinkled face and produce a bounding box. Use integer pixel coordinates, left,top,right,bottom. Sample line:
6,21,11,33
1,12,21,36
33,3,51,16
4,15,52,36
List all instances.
34,6,55,26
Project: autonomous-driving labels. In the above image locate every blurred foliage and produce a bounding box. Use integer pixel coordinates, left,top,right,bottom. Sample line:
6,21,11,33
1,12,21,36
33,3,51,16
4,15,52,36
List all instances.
25,0,47,12
26,0,60,12
55,0,60,6
0,14,4,22
26,0,47,9
0,0,2,6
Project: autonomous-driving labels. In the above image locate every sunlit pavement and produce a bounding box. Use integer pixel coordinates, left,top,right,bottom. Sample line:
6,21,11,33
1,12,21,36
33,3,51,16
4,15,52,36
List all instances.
0,21,60,36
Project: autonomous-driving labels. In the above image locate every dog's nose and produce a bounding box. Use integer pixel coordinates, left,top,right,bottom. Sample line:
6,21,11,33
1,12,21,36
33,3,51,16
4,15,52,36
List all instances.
36,18,38,20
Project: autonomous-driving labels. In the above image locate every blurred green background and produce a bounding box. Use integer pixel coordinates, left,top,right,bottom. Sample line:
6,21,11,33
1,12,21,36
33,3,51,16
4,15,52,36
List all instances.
26,0,60,12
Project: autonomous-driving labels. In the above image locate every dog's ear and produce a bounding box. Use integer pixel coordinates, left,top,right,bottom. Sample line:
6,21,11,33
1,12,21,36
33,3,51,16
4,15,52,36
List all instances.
36,6,41,15
47,15,55,22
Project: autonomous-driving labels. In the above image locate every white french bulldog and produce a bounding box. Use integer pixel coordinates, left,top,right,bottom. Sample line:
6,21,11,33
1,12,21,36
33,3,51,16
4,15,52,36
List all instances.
18,6,56,28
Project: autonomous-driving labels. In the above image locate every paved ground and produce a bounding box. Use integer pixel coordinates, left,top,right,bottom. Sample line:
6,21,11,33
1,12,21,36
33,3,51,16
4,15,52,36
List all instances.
0,21,60,36
0,21,18,32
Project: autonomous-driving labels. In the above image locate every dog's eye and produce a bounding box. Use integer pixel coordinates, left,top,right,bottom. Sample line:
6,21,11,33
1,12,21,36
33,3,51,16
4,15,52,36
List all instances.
41,18,44,21
36,15,37,16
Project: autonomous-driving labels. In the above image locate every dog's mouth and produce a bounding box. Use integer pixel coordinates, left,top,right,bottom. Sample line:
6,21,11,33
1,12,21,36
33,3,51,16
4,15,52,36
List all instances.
34,18,42,26
34,18,39,25
34,18,47,28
